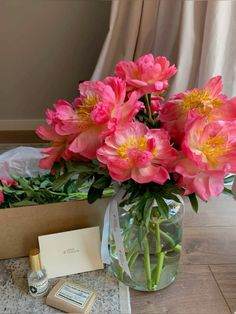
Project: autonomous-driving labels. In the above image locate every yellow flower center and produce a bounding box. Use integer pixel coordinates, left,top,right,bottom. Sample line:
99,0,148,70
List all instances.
76,95,99,126
181,90,222,115
201,136,228,166
117,136,148,159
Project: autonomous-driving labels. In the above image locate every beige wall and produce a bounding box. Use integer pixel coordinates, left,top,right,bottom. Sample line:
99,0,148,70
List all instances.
0,0,110,130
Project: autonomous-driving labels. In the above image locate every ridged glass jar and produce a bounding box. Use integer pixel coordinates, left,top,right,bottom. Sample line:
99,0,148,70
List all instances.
109,198,184,291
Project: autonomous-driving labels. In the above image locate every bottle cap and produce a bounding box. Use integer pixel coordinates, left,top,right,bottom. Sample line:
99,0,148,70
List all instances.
29,248,41,272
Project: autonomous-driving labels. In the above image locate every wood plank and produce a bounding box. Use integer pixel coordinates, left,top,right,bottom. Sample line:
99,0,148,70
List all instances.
130,265,230,314
182,227,236,264
0,131,44,143
210,264,236,313
184,194,236,227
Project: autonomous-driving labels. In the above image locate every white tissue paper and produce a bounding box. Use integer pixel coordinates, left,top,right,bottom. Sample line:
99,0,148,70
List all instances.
232,176,236,197
0,146,49,179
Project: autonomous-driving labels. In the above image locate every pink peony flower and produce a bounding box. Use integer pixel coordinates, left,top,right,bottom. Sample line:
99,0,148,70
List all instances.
0,190,4,205
174,115,236,200
150,95,164,113
0,178,17,205
69,77,142,159
211,96,236,121
115,54,176,97
182,116,236,172
175,157,225,201
1,178,17,187
39,78,142,160
36,125,78,169
46,100,80,136
97,122,178,184
159,76,227,146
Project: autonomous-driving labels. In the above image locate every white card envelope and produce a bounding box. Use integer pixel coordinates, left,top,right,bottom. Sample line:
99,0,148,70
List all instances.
38,226,104,279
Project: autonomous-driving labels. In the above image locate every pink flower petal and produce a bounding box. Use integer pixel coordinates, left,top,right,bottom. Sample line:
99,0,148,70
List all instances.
204,76,223,98
0,190,4,204
69,127,103,159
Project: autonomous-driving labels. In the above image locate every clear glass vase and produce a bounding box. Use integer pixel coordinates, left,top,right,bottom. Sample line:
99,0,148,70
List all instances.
108,198,184,291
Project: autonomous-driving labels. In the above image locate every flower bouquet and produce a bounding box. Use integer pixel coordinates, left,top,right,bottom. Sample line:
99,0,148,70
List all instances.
34,54,236,291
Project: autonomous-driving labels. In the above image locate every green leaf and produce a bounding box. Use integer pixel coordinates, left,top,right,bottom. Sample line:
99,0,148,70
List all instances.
118,199,129,208
143,197,154,229
87,186,103,204
92,176,111,189
40,179,51,189
2,186,15,194
64,180,78,194
10,174,20,181
12,200,39,207
223,187,234,196
188,193,199,213
66,160,95,173
17,178,37,198
163,193,181,203
154,195,169,219
91,159,100,166
138,224,147,246
129,187,142,203
77,173,93,186
156,187,181,203
159,182,183,195
135,197,147,222
15,190,25,195
17,177,34,192
52,172,75,190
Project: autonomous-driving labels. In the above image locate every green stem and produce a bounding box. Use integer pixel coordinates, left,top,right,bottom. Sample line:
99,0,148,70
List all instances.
127,239,140,268
117,265,124,281
48,190,86,197
159,229,182,255
173,244,182,254
159,229,176,247
143,235,152,290
128,251,139,269
48,188,113,199
156,222,161,254
126,238,139,261
102,189,115,197
144,94,155,126
154,222,165,286
155,252,165,286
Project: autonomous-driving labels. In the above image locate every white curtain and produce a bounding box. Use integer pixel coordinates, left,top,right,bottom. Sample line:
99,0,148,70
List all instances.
91,0,236,98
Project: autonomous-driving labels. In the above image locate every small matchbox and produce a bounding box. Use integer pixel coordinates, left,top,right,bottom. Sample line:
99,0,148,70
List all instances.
46,279,96,313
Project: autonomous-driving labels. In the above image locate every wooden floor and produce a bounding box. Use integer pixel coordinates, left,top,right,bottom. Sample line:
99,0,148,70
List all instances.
130,194,236,314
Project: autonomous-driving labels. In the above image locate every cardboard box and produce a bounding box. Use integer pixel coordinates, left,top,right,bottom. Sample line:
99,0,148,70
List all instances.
0,198,109,259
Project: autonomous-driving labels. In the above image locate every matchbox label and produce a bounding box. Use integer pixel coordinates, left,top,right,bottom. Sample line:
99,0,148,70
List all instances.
55,282,92,309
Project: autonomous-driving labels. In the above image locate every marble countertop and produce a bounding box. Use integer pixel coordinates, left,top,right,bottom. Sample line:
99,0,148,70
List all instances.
0,257,130,314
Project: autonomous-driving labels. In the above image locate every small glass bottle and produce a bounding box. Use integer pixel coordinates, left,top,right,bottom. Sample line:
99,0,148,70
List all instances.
27,248,49,297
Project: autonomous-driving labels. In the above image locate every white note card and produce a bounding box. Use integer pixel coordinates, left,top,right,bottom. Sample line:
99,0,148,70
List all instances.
38,227,104,279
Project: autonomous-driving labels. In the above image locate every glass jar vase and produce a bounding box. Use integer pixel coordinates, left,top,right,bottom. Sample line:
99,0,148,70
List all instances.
108,198,184,291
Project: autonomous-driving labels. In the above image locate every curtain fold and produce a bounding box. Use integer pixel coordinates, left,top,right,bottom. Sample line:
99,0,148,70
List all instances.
92,0,236,97
198,1,236,96
91,0,144,80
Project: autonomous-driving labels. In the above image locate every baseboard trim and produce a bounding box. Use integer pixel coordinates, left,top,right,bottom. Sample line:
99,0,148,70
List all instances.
0,119,45,131
0,131,45,143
